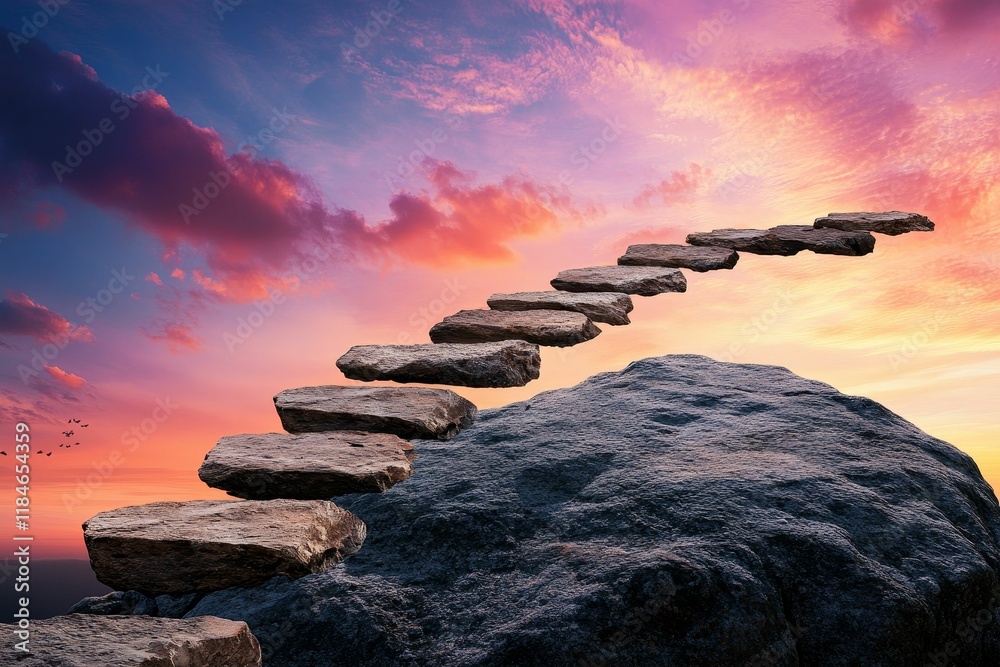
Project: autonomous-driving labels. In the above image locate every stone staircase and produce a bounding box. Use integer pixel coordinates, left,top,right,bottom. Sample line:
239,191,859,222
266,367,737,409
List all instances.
74,211,934,665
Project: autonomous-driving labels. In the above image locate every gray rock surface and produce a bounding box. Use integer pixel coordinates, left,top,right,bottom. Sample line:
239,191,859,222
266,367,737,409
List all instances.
199,431,415,500
687,225,876,256
617,244,739,271
68,591,202,619
487,291,633,326
0,614,261,666
185,355,1000,666
551,266,688,296
429,309,601,347
84,500,366,596
337,341,541,388
814,211,935,235
274,385,477,440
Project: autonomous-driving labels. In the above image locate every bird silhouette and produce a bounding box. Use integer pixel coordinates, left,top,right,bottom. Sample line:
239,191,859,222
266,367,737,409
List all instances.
36,450,42,454
45,452,51,457
62,430,74,437
0,451,6,456
72,419,81,424
81,424,89,428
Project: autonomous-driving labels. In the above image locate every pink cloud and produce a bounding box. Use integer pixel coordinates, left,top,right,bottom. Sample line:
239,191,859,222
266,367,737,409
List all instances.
142,322,202,353
145,272,164,286
43,365,88,390
633,163,709,208
0,291,93,343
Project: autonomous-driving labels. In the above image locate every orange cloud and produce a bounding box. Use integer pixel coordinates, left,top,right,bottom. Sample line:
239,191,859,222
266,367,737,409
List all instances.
633,163,709,208
145,272,164,286
43,365,88,390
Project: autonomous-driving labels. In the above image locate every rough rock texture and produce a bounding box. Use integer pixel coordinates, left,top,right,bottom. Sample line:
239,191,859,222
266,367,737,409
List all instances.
814,211,935,235
184,355,1000,666
429,309,601,347
687,225,876,256
69,591,202,619
336,341,541,388
487,291,634,326
274,385,477,440
198,431,415,500
0,614,261,666
84,500,366,596
551,266,688,296
617,244,739,271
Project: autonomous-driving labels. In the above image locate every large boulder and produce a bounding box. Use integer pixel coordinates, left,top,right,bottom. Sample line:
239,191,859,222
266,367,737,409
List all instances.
428,309,601,347
0,614,261,666
185,356,1000,666
813,211,934,235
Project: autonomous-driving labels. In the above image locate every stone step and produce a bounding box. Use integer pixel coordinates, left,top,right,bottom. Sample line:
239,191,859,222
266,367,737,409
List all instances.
429,309,601,347
686,225,875,256
3,615,262,667
813,211,934,235
83,499,366,596
486,290,634,325
198,431,415,500
551,266,687,296
617,244,739,272
274,385,477,440
337,340,540,388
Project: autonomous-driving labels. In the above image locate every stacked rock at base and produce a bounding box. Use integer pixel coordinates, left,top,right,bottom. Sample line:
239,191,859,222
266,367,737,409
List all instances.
199,431,415,500
0,615,262,667
337,340,540,388
274,385,477,440
83,499,366,595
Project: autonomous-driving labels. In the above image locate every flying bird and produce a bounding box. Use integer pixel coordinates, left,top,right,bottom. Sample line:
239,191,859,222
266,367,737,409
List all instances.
0,452,6,456
81,424,89,428
36,450,42,454
72,419,81,424
63,430,74,437
45,453,51,457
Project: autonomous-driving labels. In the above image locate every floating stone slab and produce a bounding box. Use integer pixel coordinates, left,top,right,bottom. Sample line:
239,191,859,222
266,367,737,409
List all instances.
813,211,935,236
686,225,876,256
84,499,366,596
551,266,687,296
617,244,739,272
337,340,540,388
199,431,415,500
274,385,477,440
1,615,262,667
486,291,634,325
429,309,601,347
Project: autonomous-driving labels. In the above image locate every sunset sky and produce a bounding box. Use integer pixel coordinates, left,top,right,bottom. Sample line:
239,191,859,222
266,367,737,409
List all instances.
0,0,997,558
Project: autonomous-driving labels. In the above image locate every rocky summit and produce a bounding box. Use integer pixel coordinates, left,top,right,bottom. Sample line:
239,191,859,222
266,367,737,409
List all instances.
429,309,601,347
617,244,739,272
0,615,262,667
487,291,634,326
274,385,477,440
168,355,1000,666
84,499,366,596
198,431,415,499
551,266,688,296
813,211,935,235
336,341,541,388
687,225,876,256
